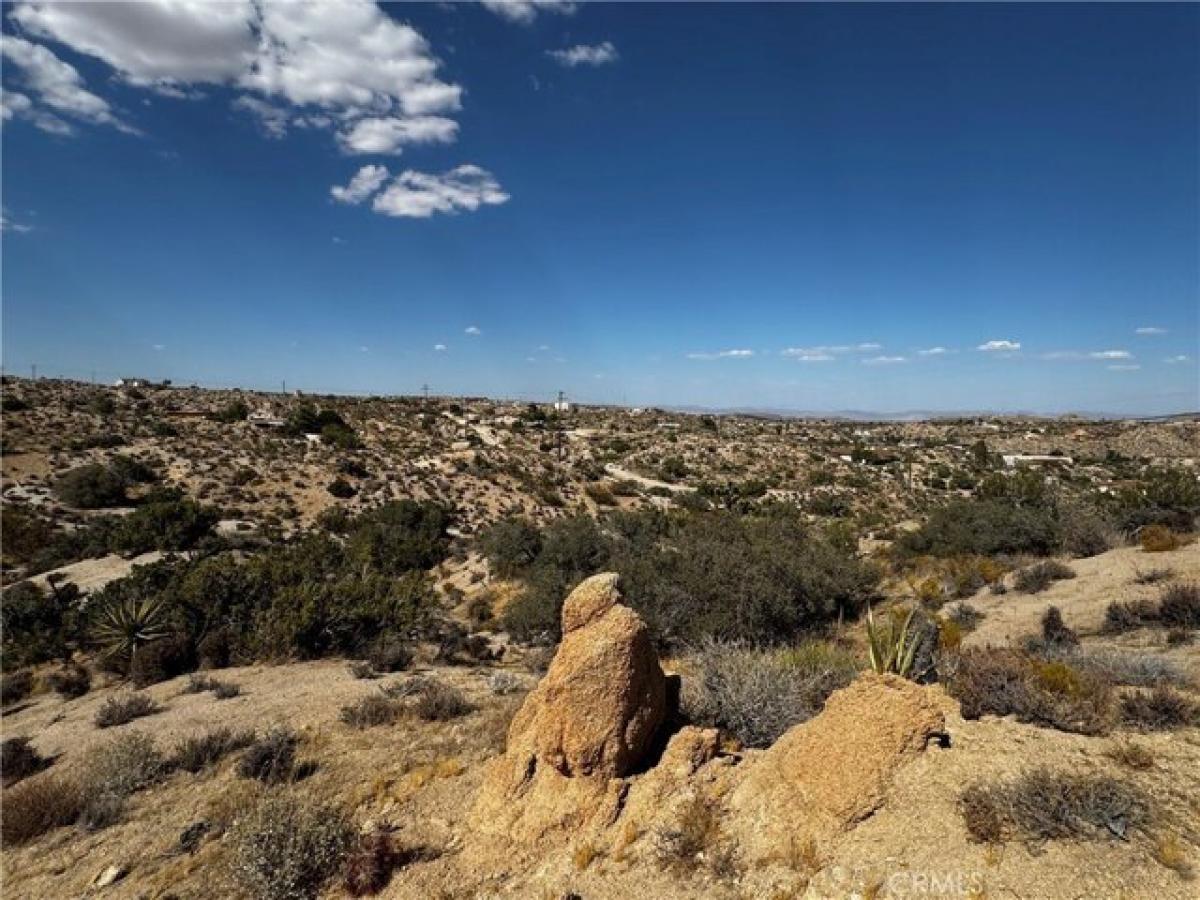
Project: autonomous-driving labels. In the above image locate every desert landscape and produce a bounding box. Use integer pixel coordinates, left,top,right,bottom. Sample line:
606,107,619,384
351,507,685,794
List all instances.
4,2,1198,897
2,377,1198,899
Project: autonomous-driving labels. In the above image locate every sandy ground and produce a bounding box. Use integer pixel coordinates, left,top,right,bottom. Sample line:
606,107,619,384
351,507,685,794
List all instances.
956,542,1200,650
28,552,168,596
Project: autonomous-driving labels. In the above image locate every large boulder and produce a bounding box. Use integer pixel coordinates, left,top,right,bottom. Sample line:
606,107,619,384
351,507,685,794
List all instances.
727,672,946,862
471,573,670,841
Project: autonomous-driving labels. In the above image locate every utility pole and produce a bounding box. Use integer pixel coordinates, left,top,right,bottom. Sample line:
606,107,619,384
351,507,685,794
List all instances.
31,363,37,381
422,383,430,403
281,380,286,395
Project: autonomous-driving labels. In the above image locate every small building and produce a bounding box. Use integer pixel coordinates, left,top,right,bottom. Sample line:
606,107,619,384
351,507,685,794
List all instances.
553,399,572,413
114,377,151,388
1002,454,1073,469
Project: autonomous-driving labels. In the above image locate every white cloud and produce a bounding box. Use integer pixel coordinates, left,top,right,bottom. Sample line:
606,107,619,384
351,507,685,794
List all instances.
10,0,461,151
856,342,882,352
1135,326,1167,335
782,349,835,362
1043,349,1135,361
465,325,482,335
1088,350,1132,360
1165,355,1191,364
371,165,510,218
330,164,390,204
433,343,447,351
337,115,458,155
481,0,576,25
231,95,290,138
863,355,906,365
1,35,138,134
548,41,618,68
977,340,1021,352
916,347,950,356
686,349,755,360
1,208,33,233
1107,364,1140,371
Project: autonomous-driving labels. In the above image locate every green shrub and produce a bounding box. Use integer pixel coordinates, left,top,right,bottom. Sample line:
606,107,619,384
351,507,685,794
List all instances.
225,794,353,900
113,496,218,553
2,580,84,666
501,508,877,647
130,634,195,687
327,478,357,499
213,399,250,423
53,464,128,508
896,499,1060,559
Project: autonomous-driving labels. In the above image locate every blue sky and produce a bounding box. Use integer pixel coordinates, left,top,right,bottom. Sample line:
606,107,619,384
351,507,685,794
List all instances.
2,1,1197,414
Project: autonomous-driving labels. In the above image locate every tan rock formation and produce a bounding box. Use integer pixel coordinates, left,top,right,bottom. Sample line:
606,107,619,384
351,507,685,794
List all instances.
727,672,945,862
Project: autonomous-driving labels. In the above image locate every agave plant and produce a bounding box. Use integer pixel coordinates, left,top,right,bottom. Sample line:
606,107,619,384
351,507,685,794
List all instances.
91,592,172,665
865,604,920,678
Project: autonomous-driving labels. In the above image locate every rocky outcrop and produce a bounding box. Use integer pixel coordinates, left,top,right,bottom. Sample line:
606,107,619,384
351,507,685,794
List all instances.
727,672,946,862
471,573,671,842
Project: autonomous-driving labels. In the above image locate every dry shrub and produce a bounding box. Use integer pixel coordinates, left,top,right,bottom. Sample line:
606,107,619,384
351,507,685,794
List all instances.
655,794,731,874
1133,567,1174,585
1120,685,1199,731
238,728,298,784
347,660,378,680
684,639,858,748
1038,646,1187,688
1141,524,1182,553
1,670,33,706
1013,560,1075,594
95,691,162,728
1040,606,1077,647
47,664,91,698
1105,739,1155,770
1,774,85,845
342,831,437,896
171,727,257,773
946,648,1112,735
368,638,413,674
1159,583,1200,629
961,769,1150,844
1,736,49,786
340,694,401,729
1153,832,1194,877
411,679,473,722
87,731,167,797
225,793,353,900
1104,597,1159,633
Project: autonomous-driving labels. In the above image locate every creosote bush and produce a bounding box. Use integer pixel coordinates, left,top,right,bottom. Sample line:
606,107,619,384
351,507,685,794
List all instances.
961,769,1150,844
225,793,354,900
1,774,86,846
1159,583,1200,629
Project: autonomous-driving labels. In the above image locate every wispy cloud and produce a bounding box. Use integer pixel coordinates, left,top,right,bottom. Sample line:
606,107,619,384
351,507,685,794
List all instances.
1107,364,1140,371
1135,326,1167,335
1043,349,1134,361
481,0,575,25
977,340,1021,352
916,347,951,356
548,42,619,68
465,325,482,336
687,349,755,360
863,355,906,365
433,343,447,352
1089,350,1133,360
1165,355,1191,364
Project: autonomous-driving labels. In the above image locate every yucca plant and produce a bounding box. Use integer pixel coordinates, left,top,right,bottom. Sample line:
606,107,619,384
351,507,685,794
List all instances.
865,604,919,677
91,593,172,666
